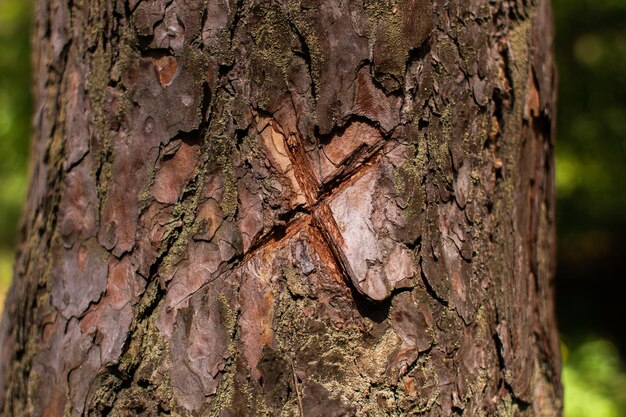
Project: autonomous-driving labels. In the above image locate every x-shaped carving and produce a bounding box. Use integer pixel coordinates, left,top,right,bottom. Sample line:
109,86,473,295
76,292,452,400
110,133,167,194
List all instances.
248,118,416,301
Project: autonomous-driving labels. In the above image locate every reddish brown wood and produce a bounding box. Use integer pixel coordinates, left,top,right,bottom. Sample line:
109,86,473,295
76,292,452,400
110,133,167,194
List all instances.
0,0,561,415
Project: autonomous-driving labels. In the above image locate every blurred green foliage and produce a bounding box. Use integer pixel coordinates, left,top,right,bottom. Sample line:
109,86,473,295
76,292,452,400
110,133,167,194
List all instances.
553,1,626,414
0,0,625,415
0,0,31,303
563,339,626,417
553,0,626,265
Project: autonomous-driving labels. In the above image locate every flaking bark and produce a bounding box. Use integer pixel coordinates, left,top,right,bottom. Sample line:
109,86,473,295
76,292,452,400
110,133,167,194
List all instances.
0,0,561,416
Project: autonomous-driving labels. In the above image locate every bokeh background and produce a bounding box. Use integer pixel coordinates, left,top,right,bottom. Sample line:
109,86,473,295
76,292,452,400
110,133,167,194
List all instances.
0,1,625,415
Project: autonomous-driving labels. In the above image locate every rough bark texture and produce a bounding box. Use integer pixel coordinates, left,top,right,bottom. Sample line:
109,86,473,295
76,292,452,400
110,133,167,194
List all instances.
0,0,560,415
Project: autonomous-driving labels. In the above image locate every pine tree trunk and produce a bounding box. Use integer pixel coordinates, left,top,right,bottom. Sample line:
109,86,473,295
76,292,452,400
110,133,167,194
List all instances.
0,0,561,415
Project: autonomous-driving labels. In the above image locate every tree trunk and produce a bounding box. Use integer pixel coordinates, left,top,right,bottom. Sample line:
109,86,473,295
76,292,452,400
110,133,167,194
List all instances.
0,0,560,415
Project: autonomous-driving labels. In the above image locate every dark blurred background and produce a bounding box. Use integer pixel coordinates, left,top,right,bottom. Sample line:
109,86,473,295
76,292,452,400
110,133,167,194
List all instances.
552,0,626,414
0,1,624,415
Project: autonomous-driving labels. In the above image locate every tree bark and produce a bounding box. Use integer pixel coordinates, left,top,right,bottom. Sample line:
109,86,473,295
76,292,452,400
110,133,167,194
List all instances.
0,0,560,415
